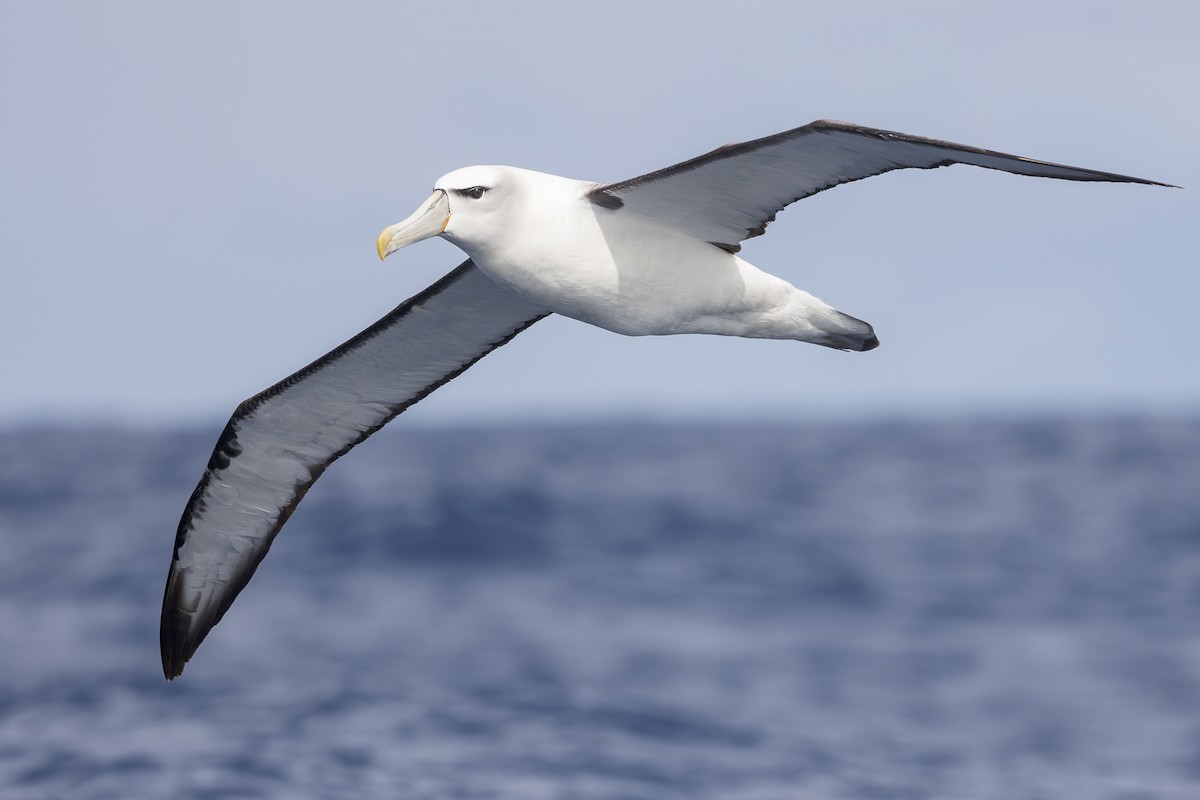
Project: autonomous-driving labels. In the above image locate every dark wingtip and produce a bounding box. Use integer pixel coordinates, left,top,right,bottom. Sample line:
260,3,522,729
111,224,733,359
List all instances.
160,643,184,681
1123,178,1181,189
860,333,881,352
161,633,189,681
161,622,205,681
160,569,202,681
163,660,183,681
161,575,183,680
160,611,190,681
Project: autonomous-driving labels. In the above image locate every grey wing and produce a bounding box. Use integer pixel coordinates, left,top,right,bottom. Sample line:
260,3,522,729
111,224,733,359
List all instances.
588,119,1172,252
160,260,549,679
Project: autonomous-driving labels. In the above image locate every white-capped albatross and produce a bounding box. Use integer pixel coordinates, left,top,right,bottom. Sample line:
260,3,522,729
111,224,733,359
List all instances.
161,119,1170,679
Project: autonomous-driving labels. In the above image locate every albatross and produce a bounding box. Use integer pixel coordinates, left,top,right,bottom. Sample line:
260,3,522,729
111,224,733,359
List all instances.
160,119,1169,679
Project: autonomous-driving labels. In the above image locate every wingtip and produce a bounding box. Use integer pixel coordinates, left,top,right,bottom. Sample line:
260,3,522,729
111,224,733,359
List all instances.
159,620,190,681
161,638,188,680
1123,176,1179,189
160,567,201,681
161,613,212,680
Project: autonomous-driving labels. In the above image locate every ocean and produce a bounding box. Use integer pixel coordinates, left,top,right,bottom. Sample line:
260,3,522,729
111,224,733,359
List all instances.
1,419,1198,799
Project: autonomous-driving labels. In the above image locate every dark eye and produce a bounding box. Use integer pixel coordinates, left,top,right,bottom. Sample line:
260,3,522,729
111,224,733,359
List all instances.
464,186,487,199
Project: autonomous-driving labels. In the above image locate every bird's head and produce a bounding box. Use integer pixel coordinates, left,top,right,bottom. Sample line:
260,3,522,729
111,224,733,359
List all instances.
376,165,519,261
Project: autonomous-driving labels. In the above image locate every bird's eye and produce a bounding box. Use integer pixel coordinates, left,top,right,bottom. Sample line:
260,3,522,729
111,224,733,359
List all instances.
464,186,487,199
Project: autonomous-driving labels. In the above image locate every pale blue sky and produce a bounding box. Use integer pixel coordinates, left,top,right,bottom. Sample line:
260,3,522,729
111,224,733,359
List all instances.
1,1,1195,425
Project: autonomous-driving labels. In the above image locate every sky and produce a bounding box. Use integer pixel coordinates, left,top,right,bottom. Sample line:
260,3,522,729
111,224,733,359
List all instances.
1,1,1196,426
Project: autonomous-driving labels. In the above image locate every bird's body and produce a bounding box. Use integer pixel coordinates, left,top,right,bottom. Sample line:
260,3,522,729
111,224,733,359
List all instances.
421,166,877,348
160,119,1170,679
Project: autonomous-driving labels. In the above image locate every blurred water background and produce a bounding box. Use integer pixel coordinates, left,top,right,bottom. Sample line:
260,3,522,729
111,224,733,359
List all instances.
1,418,1199,799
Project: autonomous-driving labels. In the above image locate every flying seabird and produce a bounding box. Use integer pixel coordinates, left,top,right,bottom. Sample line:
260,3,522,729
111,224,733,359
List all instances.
160,119,1169,679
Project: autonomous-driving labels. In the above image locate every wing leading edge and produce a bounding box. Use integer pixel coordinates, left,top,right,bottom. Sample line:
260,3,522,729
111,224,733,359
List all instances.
160,260,549,679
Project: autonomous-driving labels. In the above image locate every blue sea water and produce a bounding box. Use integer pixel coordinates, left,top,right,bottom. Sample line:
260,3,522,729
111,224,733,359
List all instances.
1,419,1199,799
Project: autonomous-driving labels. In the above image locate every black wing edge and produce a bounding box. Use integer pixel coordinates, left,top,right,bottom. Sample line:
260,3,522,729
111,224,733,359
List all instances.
587,118,1178,210
160,260,548,679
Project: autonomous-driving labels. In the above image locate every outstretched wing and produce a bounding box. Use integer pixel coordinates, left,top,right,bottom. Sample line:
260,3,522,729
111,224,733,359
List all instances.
161,260,549,679
588,119,1171,252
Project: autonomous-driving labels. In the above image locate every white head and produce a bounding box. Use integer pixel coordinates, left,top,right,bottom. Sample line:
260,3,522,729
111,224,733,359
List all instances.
376,165,549,262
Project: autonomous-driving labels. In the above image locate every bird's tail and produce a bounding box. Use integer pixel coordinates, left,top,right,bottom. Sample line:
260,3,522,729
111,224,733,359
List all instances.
814,309,879,352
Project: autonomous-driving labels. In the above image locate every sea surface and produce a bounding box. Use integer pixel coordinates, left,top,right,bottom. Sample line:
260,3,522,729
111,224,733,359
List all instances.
1,419,1199,799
